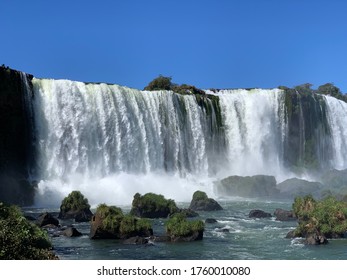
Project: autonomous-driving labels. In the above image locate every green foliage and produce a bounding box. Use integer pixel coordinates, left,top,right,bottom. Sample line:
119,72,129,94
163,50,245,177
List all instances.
144,76,205,96
119,215,152,236
95,204,152,238
172,84,205,95
317,83,347,102
294,83,314,95
60,190,90,212
96,204,124,232
192,190,208,201
144,75,173,91
166,213,204,237
292,195,347,237
131,192,178,216
0,202,56,260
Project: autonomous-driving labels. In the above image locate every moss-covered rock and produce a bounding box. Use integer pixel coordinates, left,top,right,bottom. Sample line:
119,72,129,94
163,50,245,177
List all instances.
292,195,347,240
165,213,204,242
0,202,58,259
90,203,153,239
58,191,93,222
189,190,223,211
130,192,178,218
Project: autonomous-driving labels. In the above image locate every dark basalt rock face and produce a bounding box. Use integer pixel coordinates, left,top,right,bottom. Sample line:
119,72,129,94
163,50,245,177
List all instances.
0,67,37,206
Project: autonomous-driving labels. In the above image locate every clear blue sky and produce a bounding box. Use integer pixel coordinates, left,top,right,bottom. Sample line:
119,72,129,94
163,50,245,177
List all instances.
1,0,347,93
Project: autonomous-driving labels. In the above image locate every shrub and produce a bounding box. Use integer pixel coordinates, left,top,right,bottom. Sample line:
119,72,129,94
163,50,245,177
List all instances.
96,204,124,232
130,192,178,218
292,195,347,237
119,215,152,237
192,190,208,201
166,213,204,237
0,202,56,259
60,190,90,212
93,204,153,238
172,84,205,95
144,75,173,91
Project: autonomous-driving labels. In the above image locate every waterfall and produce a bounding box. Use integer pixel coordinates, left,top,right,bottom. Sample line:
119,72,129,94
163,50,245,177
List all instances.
29,78,347,207
32,79,221,206
324,95,347,169
216,89,288,178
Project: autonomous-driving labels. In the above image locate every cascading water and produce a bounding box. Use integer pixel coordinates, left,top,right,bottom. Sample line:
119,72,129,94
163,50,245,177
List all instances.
324,95,347,169
32,79,222,206
216,89,287,178
30,78,347,207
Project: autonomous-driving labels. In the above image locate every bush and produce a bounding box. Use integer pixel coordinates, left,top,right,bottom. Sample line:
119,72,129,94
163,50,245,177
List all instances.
96,204,124,232
130,192,178,218
119,215,152,237
94,204,152,238
172,84,205,95
0,202,57,259
192,190,208,201
144,76,205,96
60,190,90,212
292,195,347,237
166,213,204,237
144,75,173,91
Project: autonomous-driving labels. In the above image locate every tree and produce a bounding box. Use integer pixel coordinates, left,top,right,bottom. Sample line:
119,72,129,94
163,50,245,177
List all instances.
0,202,57,259
144,75,173,91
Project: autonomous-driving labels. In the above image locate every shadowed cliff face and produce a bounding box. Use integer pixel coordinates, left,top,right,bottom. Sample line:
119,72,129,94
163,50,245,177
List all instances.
283,89,334,173
0,67,36,206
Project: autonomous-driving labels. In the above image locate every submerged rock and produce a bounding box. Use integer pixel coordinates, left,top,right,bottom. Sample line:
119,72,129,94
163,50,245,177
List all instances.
205,218,218,224
122,236,149,245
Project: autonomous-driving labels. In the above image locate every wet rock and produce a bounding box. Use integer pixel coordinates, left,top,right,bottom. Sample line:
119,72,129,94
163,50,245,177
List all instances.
248,209,272,218
274,208,296,221
189,191,223,211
